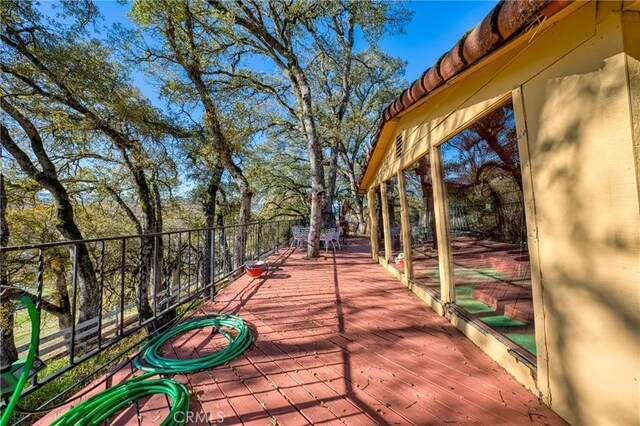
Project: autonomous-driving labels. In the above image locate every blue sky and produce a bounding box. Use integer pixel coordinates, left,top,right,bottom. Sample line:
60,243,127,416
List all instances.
31,1,498,197
67,1,497,105
380,1,497,82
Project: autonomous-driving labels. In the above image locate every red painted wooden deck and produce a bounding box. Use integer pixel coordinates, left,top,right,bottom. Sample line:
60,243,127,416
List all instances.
36,238,566,425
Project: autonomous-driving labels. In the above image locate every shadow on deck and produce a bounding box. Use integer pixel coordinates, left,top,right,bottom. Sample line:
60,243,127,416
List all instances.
36,237,566,425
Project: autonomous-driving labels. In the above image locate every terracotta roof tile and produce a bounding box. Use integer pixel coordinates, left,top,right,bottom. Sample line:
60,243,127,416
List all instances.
391,97,403,116
498,0,550,39
408,69,430,102
382,106,392,122
401,87,414,107
540,0,574,18
463,4,503,64
424,54,446,92
440,35,469,81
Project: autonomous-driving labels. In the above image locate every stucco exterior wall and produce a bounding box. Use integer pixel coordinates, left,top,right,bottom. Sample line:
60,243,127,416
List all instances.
362,2,640,424
521,4,639,424
623,10,640,202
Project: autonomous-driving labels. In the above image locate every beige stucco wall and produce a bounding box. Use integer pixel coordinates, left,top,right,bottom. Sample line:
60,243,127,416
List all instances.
364,2,640,424
522,5,640,424
624,10,640,202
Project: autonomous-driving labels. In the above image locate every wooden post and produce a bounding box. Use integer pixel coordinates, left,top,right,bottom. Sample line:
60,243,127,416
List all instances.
430,147,455,306
397,170,413,279
379,182,393,263
512,86,547,394
367,188,379,261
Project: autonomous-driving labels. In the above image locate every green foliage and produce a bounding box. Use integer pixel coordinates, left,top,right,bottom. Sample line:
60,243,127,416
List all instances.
248,135,312,221
1,0,412,263
1,0,413,399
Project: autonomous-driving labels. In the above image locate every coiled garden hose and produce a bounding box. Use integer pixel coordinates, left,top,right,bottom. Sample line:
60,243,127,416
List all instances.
134,314,253,374
0,295,39,426
1,298,251,426
49,373,190,426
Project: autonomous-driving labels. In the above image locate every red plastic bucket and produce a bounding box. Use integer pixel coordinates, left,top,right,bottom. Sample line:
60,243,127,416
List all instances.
245,261,266,278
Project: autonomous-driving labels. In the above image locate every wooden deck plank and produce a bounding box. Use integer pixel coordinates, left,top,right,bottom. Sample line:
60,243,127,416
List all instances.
245,292,500,416
169,326,244,426
229,360,309,426
249,341,371,423
291,296,533,410
257,306,472,424
232,310,415,426
181,314,308,426
32,238,565,426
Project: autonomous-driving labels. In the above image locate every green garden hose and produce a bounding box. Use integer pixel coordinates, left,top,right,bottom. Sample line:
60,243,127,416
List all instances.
134,314,253,374
0,295,39,426
52,314,252,424
1,303,251,425
49,373,190,426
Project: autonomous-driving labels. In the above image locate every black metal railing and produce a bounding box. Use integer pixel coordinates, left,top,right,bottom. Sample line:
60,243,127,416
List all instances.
449,201,525,243
0,219,297,409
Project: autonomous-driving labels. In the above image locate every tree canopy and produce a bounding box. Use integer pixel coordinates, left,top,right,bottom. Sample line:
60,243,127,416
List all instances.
0,0,408,365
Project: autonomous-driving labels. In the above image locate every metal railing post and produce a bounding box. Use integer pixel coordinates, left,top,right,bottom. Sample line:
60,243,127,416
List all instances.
98,241,105,349
153,235,159,317
210,227,215,301
257,221,262,259
34,248,44,385
187,231,192,299
177,232,182,303
70,244,79,364
196,231,200,291
119,239,126,336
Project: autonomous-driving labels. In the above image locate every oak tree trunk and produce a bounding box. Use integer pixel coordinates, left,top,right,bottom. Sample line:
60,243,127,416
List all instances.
323,138,339,228
201,165,223,299
292,74,324,258
119,150,156,326
349,178,366,235
415,157,437,249
0,299,17,367
0,166,17,366
53,268,72,330
1,118,101,325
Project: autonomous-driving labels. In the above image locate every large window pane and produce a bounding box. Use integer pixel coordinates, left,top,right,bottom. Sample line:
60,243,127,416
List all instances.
385,176,404,271
375,187,385,259
440,100,536,358
404,155,441,295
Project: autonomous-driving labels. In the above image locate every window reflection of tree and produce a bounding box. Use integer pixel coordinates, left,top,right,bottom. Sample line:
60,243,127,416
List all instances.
386,177,402,252
375,189,385,256
442,101,524,243
406,156,437,250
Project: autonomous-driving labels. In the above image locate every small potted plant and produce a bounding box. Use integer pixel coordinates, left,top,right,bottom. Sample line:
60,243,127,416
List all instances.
245,260,267,278
395,253,405,270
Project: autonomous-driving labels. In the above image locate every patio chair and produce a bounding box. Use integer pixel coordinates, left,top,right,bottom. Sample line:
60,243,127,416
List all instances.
290,227,309,248
336,225,346,245
320,228,341,252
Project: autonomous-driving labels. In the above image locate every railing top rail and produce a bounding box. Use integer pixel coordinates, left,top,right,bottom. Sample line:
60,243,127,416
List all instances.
0,219,295,252
449,200,524,209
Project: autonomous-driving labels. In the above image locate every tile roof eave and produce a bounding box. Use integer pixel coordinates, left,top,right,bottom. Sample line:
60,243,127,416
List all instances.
357,0,574,193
